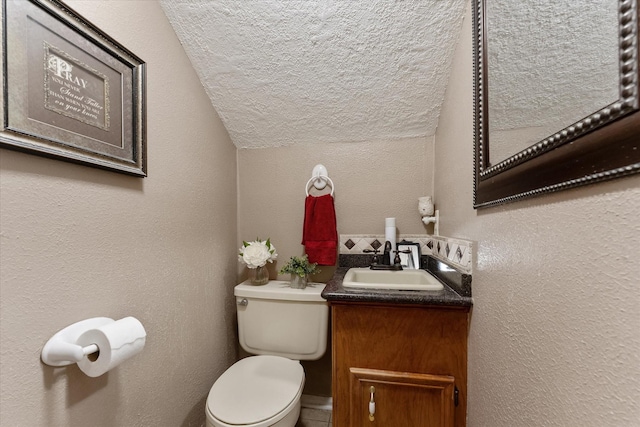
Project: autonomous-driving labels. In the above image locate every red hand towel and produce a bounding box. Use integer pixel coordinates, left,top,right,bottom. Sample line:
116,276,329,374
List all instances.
302,194,337,266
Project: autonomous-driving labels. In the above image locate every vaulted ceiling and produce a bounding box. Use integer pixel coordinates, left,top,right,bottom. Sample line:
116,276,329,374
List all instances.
160,1,466,149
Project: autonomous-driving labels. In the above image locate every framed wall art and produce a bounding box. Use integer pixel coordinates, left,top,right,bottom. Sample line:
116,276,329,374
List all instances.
397,240,421,270
1,0,146,176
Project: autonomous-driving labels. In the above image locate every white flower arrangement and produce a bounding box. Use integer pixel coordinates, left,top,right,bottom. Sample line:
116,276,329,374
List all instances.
238,238,278,269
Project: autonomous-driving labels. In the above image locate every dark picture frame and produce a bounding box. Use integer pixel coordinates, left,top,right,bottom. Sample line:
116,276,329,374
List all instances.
396,240,421,270
1,0,146,176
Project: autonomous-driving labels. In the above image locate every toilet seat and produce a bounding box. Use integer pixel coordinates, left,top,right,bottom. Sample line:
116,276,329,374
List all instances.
206,355,305,426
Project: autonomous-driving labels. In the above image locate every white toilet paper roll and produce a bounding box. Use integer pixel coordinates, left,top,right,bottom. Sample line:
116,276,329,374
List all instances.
76,317,146,377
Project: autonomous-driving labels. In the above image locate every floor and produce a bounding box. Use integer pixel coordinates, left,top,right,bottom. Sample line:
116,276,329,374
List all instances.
295,407,332,427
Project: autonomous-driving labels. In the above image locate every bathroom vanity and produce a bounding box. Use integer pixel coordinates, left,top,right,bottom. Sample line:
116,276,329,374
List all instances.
322,261,472,427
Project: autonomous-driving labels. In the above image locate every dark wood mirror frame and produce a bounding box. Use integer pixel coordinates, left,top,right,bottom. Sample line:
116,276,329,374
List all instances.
473,0,640,208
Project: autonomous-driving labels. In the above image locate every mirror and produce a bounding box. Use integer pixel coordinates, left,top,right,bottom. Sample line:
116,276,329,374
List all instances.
473,0,640,208
487,0,620,165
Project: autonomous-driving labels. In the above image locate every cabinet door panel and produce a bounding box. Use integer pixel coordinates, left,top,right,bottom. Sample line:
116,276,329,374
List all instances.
350,368,455,427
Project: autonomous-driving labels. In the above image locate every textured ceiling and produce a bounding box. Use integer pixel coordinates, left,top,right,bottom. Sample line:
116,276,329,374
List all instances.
159,1,466,149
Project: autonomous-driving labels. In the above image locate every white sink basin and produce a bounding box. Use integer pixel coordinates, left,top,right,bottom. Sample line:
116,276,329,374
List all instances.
342,268,444,291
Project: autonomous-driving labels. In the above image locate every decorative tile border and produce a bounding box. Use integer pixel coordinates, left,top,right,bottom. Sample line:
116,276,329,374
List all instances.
431,235,474,274
340,234,434,256
340,234,473,274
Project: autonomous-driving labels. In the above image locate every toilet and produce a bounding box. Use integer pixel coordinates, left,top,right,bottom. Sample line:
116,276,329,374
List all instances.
205,281,329,427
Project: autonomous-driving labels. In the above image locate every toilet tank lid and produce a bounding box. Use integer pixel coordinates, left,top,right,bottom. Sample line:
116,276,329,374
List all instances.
235,280,327,302
207,355,304,425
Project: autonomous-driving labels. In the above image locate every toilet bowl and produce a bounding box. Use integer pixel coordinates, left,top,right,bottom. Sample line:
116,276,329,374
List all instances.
206,355,304,427
205,281,328,427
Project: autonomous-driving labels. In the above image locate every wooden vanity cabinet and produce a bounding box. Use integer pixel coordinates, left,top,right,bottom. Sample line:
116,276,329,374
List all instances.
331,302,470,427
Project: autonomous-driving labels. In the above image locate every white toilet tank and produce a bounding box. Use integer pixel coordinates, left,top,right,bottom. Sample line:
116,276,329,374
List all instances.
234,281,329,360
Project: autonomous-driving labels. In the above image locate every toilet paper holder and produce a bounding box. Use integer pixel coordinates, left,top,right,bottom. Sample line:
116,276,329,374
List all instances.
41,317,114,366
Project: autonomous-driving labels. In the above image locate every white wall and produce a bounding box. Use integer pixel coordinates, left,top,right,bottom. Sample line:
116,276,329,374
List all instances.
435,2,640,425
0,1,238,426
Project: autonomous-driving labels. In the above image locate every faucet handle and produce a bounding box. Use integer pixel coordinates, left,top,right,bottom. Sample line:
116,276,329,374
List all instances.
363,248,380,265
393,251,403,267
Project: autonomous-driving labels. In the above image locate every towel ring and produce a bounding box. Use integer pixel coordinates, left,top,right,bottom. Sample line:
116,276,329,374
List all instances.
306,164,335,196
305,175,334,196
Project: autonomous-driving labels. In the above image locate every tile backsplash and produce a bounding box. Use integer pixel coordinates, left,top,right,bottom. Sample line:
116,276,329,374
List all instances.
340,234,473,274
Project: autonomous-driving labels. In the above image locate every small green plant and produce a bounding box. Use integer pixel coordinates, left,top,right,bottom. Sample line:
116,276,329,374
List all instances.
279,255,320,278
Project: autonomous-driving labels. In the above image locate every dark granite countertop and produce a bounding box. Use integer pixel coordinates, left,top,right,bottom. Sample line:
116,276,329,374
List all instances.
321,255,473,308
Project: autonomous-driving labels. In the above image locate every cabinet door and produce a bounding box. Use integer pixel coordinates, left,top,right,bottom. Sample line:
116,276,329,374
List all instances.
350,368,455,427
